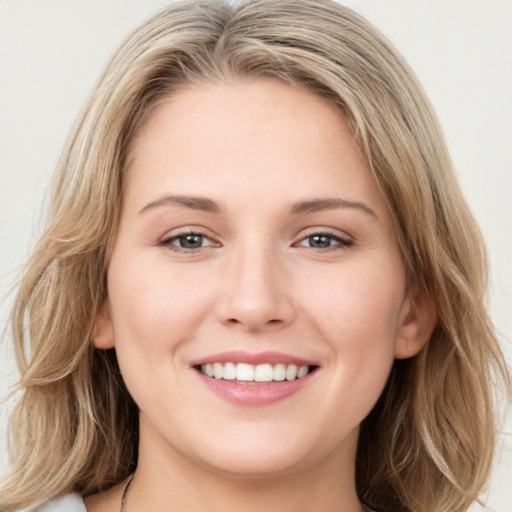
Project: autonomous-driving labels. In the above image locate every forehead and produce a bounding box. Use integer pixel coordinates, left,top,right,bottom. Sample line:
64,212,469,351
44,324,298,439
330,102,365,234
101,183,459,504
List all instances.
125,78,389,224
130,78,352,161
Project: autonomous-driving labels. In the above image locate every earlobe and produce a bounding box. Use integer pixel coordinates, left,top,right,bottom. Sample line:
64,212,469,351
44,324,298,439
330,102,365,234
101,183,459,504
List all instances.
394,289,437,360
93,300,115,349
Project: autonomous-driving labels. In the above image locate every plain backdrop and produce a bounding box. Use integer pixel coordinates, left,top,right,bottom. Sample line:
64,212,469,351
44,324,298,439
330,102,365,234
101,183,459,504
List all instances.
1,1,511,510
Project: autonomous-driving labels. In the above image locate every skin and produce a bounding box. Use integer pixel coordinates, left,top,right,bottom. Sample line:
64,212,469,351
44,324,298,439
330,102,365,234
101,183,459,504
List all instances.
87,78,435,512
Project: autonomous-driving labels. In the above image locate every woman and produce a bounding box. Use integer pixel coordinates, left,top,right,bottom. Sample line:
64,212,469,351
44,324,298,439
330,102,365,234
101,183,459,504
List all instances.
1,1,509,511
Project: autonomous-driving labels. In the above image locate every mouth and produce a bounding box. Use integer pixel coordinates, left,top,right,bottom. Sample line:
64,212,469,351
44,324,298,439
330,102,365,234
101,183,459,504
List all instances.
195,362,318,383
191,351,319,406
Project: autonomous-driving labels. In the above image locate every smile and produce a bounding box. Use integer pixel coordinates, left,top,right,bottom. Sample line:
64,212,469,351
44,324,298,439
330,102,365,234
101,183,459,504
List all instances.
199,362,313,383
192,352,319,406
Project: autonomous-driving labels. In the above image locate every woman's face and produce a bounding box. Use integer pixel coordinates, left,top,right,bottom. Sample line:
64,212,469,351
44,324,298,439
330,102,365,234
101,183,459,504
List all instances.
96,78,430,479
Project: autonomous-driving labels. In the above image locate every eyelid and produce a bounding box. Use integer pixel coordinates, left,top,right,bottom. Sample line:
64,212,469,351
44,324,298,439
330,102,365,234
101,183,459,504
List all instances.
293,228,354,249
157,226,353,253
159,227,221,252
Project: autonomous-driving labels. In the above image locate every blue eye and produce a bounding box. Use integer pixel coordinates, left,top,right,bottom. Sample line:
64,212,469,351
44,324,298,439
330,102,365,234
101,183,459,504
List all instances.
175,233,204,248
161,232,216,251
297,232,353,250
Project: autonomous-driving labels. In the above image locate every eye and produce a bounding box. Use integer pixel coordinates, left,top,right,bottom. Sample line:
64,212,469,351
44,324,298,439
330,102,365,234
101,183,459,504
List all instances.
296,231,353,250
160,231,217,251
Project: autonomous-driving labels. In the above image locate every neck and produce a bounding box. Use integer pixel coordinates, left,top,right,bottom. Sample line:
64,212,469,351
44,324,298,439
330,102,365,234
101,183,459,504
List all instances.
127,425,363,512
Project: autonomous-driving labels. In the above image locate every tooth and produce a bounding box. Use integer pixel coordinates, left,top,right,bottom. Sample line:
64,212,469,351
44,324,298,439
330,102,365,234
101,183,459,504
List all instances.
213,363,224,379
286,364,298,381
236,363,254,381
297,365,308,378
255,364,273,382
223,362,236,380
273,363,286,381
202,361,311,382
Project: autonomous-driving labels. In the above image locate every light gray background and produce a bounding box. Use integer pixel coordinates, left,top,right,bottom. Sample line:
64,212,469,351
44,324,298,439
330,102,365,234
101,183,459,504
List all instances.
1,1,511,510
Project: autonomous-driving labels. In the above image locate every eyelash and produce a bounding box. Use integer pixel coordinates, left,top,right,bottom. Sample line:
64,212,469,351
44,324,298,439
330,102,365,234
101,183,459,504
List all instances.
159,230,218,252
159,229,353,253
295,230,354,251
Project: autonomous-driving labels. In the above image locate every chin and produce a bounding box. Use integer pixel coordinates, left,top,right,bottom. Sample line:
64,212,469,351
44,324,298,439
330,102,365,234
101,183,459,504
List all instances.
186,425,346,479
199,447,310,479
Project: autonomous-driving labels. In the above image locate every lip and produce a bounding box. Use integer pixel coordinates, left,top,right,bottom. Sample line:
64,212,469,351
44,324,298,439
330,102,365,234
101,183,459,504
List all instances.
190,350,317,367
195,369,317,407
191,351,319,407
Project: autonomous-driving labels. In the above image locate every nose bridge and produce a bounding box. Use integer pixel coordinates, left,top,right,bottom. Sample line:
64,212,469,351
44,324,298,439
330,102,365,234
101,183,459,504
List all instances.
216,233,294,331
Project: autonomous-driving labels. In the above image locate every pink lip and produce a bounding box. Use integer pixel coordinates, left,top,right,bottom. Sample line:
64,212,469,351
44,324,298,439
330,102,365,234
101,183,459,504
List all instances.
195,370,316,407
190,350,316,367
191,351,319,407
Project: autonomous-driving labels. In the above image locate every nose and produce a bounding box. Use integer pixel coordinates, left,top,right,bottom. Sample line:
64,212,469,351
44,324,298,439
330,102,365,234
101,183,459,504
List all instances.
215,243,296,332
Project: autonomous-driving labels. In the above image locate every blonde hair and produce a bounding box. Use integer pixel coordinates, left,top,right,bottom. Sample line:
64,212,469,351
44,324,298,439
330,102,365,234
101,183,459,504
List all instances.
1,1,509,511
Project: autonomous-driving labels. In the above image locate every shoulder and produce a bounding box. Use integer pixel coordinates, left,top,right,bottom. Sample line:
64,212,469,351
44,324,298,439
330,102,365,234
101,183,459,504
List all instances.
20,494,86,512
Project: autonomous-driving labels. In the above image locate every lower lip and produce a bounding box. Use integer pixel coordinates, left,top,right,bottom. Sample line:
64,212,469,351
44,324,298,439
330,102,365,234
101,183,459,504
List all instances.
196,371,315,406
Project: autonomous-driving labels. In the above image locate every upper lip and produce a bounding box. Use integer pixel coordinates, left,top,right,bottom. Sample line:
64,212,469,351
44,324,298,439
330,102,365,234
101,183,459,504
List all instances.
190,350,318,367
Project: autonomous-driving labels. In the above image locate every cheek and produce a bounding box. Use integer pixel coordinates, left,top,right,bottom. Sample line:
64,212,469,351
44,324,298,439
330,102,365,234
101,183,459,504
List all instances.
282,263,405,446
301,261,405,367
106,254,214,369
106,257,210,410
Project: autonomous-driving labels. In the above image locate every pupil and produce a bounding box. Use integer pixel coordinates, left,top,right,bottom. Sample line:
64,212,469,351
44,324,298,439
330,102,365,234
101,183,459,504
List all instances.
310,235,330,248
181,234,202,248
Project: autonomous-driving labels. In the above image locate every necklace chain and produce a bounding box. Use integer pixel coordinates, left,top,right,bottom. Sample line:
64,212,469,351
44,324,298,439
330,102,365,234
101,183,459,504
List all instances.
120,474,134,512
119,473,369,512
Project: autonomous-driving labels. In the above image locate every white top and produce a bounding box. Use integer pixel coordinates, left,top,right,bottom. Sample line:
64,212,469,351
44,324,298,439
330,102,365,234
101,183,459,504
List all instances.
22,494,86,512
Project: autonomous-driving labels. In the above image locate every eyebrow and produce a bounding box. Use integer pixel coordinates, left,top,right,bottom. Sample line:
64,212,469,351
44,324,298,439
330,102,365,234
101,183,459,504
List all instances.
290,198,378,219
139,194,377,219
139,195,221,214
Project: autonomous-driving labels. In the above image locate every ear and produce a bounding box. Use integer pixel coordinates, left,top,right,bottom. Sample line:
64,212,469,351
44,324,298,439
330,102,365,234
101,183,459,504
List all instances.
394,288,437,359
93,300,115,349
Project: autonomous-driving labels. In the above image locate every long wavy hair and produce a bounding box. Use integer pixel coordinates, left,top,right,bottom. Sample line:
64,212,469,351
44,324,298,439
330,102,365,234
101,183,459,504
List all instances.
1,1,509,511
